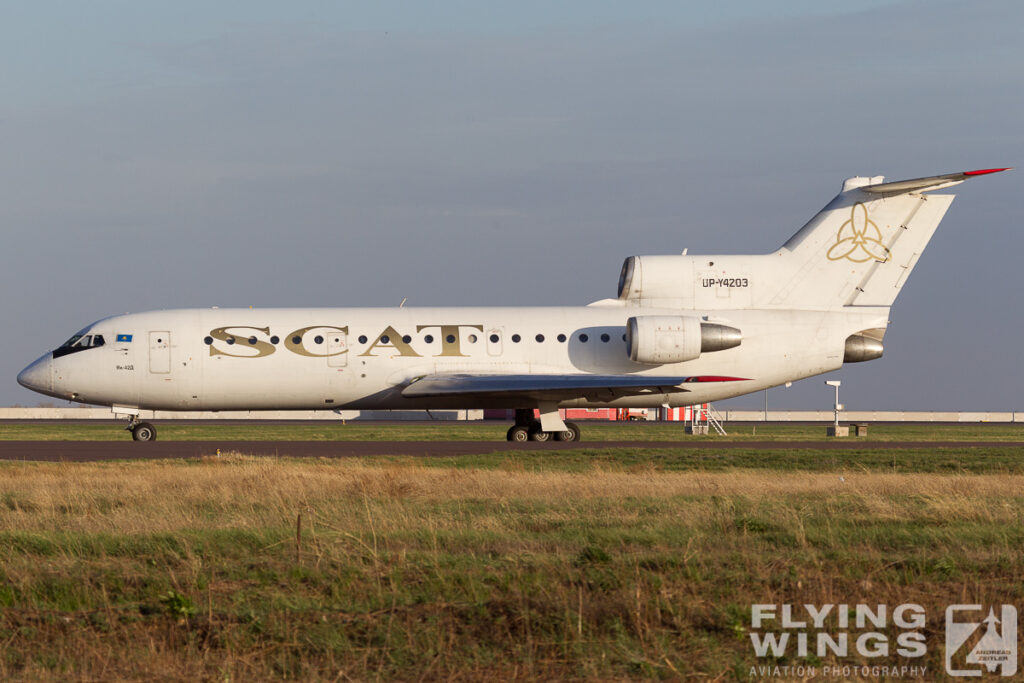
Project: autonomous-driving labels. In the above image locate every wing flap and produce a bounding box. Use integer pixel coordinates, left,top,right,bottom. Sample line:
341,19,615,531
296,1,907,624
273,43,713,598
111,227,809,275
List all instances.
400,373,747,400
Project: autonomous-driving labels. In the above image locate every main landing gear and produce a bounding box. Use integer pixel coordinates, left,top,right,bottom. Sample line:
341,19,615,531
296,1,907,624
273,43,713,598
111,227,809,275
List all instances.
505,408,580,442
125,416,157,442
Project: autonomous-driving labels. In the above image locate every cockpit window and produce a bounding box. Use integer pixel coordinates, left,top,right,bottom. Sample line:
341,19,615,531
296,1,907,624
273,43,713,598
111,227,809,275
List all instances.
53,331,107,358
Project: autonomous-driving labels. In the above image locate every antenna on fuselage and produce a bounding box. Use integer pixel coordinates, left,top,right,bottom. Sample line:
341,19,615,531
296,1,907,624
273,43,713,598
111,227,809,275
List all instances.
399,297,407,308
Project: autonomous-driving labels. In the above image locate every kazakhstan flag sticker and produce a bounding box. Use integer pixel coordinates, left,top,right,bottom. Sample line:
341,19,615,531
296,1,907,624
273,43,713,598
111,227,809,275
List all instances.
116,334,133,343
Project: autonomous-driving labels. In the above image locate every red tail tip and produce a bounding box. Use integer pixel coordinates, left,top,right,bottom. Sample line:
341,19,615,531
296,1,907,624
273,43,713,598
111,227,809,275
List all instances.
964,167,1012,176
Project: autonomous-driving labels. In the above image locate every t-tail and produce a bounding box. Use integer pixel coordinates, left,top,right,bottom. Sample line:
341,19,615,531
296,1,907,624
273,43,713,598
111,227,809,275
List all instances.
616,168,1010,313
767,168,1011,310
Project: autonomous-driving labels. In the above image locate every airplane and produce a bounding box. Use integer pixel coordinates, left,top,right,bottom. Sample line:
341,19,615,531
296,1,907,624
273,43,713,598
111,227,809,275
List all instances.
17,167,1009,442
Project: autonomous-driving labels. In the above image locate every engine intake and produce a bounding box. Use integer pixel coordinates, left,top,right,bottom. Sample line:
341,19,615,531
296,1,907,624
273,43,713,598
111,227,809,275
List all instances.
626,316,741,365
617,255,693,302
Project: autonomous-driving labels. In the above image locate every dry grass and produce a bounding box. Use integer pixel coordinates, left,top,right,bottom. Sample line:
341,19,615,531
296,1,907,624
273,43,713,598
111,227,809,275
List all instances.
1,456,1023,680
3,455,1021,530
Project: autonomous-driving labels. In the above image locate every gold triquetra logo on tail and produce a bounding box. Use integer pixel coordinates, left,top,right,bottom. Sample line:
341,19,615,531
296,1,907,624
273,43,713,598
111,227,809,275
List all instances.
826,202,889,263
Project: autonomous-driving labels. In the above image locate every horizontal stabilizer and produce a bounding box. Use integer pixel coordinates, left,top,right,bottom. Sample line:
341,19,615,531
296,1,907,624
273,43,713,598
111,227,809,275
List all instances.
401,373,747,400
861,168,1011,195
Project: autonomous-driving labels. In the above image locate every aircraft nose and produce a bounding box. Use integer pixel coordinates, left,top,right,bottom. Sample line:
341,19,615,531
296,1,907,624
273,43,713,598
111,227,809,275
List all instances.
17,354,53,394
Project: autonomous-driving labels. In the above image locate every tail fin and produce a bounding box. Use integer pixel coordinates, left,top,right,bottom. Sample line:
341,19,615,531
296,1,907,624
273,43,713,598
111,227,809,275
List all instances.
766,168,1009,310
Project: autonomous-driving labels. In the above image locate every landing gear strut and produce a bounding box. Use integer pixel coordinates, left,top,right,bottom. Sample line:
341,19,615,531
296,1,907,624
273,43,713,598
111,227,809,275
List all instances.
505,409,580,442
125,416,157,442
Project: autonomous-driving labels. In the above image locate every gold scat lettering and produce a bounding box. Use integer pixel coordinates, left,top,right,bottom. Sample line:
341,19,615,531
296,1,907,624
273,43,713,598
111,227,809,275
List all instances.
359,326,421,357
208,326,276,358
416,324,484,357
204,323,488,359
285,326,349,357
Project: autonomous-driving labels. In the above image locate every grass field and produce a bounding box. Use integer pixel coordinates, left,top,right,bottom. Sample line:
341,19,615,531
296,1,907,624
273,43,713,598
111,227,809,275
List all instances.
0,424,1022,680
1,420,1023,442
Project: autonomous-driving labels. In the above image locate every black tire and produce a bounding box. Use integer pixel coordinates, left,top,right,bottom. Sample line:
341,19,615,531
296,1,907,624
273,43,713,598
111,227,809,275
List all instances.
528,425,551,442
554,422,581,442
508,426,530,442
131,422,157,442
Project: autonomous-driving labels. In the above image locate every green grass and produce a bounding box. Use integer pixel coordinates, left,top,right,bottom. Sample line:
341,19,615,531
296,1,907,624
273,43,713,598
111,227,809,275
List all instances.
378,443,1024,474
1,420,1022,441
0,429,1021,680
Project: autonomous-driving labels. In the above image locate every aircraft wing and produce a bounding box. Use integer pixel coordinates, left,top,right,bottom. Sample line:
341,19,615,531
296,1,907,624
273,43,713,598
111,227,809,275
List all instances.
400,373,747,401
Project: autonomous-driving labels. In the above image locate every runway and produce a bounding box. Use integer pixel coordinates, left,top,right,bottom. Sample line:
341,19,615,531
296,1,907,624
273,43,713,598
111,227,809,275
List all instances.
1,439,1020,462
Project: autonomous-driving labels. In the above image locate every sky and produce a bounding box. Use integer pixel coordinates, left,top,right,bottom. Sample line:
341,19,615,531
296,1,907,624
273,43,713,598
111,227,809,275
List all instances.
2,0,1021,411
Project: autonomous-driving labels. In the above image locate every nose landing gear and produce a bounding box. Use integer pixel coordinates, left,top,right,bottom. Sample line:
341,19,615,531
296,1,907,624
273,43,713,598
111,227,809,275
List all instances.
125,416,157,442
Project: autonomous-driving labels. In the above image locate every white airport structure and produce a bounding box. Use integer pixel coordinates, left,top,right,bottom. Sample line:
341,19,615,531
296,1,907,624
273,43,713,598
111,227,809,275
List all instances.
0,407,1019,423
15,169,1011,441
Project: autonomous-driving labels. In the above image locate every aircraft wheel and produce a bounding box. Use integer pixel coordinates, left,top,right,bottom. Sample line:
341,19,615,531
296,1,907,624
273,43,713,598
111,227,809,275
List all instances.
554,422,581,442
508,426,530,442
528,425,551,442
131,422,157,442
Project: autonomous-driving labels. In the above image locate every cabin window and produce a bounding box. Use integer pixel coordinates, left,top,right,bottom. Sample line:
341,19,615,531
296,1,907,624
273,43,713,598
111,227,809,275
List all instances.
600,333,610,342
270,336,279,344
557,334,566,343
579,334,588,342
424,334,434,343
204,336,213,345
358,335,368,344
535,334,545,343
402,335,412,344
511,334,521,343
489,334,499,343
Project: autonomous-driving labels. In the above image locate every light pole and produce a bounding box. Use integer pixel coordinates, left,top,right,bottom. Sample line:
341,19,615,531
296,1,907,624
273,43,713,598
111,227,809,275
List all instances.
824,380,845,436
764,382,791,422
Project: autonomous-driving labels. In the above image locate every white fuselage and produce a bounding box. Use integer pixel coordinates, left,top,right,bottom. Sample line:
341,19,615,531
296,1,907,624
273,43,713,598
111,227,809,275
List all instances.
19,303,887,411
22,168,1000,418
